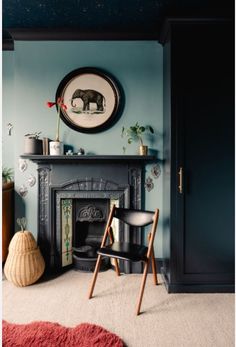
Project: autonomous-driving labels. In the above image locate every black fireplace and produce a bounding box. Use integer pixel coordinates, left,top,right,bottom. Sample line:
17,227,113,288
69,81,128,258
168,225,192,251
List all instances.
73,199,110,271
20,155,156,273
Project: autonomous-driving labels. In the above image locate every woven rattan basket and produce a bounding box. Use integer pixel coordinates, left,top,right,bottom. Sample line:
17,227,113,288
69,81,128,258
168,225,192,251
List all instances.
4,230,45,287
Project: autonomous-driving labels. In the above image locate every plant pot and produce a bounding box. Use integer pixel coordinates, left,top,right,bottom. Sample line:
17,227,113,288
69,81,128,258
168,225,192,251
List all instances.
139,145,148,156
49,141,64,155
24,138,43,155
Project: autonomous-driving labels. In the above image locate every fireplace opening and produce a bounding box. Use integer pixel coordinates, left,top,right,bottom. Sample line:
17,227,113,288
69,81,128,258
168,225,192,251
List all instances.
59,185,128,272
72,199,111,271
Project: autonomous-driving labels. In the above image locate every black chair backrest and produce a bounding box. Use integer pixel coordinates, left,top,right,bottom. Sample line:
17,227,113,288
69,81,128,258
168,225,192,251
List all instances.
113,208,155,227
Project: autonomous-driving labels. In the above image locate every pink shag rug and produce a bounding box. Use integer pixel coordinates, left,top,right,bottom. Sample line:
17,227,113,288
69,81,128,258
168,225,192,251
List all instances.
2,320,124,347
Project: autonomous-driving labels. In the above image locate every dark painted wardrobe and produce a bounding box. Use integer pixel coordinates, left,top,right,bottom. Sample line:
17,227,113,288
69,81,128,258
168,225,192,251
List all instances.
161,19,234,292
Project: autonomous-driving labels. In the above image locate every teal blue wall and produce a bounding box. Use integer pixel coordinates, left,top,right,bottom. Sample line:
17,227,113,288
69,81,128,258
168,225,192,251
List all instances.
2,41,163,256
2,51,15,169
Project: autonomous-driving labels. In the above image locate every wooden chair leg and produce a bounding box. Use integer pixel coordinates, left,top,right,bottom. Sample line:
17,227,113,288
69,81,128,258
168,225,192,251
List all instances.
151,247,158,285
88,255,102,299
108,227,120,276
114,258,120,276
136,259,150,315
148,233,158,285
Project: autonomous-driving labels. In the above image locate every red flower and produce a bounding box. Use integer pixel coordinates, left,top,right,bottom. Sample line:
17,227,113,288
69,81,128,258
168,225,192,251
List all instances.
47,98,67,110
61,104,67,110
47,101,56,108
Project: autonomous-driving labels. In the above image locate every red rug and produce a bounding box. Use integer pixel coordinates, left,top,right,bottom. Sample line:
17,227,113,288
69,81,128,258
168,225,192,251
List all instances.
2,320,124,347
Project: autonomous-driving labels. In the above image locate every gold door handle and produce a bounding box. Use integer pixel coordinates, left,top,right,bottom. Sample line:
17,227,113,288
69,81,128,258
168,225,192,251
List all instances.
178,167,183,194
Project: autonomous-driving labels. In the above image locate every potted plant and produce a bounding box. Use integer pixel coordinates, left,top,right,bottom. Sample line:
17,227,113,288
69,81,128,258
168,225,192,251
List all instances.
2,167,14,262
46,98,67,155
24,131,42,155
121,122,154,155
2,167,14,184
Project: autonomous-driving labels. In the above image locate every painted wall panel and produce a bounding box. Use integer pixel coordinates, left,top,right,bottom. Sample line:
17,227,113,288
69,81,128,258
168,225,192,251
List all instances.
2,41,163,256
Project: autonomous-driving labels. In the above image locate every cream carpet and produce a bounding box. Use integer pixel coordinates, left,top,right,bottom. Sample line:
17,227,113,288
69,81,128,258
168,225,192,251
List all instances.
2,269,235,347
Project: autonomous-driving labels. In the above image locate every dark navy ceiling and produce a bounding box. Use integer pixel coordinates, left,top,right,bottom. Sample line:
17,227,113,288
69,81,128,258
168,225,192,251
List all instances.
3,0,234,45
4,0,168,30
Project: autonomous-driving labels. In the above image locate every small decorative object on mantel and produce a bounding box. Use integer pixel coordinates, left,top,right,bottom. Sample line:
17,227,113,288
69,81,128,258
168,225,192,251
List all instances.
46,97,67,155
144,176,154,192
42,137,52,155
4,217,45,287
66,149,74,156
24,132,42,155
55,67,122,133
49,141,63,156
77,148,85,155
121,122,154,155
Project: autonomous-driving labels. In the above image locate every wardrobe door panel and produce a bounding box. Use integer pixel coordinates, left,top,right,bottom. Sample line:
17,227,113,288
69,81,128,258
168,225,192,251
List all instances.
162,20,234,291
177,22,234,281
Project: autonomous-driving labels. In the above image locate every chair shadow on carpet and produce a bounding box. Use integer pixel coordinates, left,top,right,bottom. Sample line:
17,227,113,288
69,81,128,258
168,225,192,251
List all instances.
141,293,217,316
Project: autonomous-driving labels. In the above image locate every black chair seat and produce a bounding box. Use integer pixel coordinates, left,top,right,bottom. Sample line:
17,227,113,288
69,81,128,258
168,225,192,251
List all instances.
98,242,148,262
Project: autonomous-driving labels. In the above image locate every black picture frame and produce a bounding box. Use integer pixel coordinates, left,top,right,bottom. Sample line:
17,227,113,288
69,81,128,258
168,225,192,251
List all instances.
56,67,122,133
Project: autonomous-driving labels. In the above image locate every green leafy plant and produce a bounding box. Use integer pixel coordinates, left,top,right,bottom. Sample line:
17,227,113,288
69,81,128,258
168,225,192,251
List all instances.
121,122,154,153
2,167,14,183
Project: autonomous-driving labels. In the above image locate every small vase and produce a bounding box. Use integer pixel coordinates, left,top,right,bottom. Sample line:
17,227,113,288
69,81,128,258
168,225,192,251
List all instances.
49,141,63,155
139,145,148,156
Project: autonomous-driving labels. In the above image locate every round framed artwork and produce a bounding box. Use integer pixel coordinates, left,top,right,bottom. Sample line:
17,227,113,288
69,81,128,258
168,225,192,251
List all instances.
56,67,122,133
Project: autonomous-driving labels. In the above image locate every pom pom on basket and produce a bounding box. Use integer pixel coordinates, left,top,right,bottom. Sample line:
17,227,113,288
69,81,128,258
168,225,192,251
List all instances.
4,229,45,287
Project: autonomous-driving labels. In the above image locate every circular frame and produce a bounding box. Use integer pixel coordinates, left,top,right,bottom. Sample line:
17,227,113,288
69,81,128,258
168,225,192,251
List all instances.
56,67,122,133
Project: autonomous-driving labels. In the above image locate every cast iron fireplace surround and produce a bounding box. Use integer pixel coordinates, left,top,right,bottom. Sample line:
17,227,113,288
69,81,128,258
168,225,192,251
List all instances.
21,155,156,274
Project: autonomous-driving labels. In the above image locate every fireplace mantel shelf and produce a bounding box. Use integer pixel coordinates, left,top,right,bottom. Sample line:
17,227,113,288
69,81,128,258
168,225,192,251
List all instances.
20,154,157,164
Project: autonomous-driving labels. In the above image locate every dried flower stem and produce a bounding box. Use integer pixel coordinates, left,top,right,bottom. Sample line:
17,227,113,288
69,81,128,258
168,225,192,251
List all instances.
46,98,67,143
56,108,60,142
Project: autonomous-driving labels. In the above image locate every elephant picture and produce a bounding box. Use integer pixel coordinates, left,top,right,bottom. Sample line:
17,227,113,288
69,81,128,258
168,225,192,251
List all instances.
56,67,121,133
71,89,106,113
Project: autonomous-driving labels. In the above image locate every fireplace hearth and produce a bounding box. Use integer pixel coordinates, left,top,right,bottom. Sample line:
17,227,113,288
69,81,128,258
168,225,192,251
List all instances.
21,155,156,273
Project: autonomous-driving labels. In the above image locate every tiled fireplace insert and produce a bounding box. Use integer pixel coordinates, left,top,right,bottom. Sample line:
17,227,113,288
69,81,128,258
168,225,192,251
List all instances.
21,155,156,274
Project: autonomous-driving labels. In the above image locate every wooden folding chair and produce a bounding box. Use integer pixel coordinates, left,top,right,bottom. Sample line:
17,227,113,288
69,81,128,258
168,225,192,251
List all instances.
88,205,159,315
